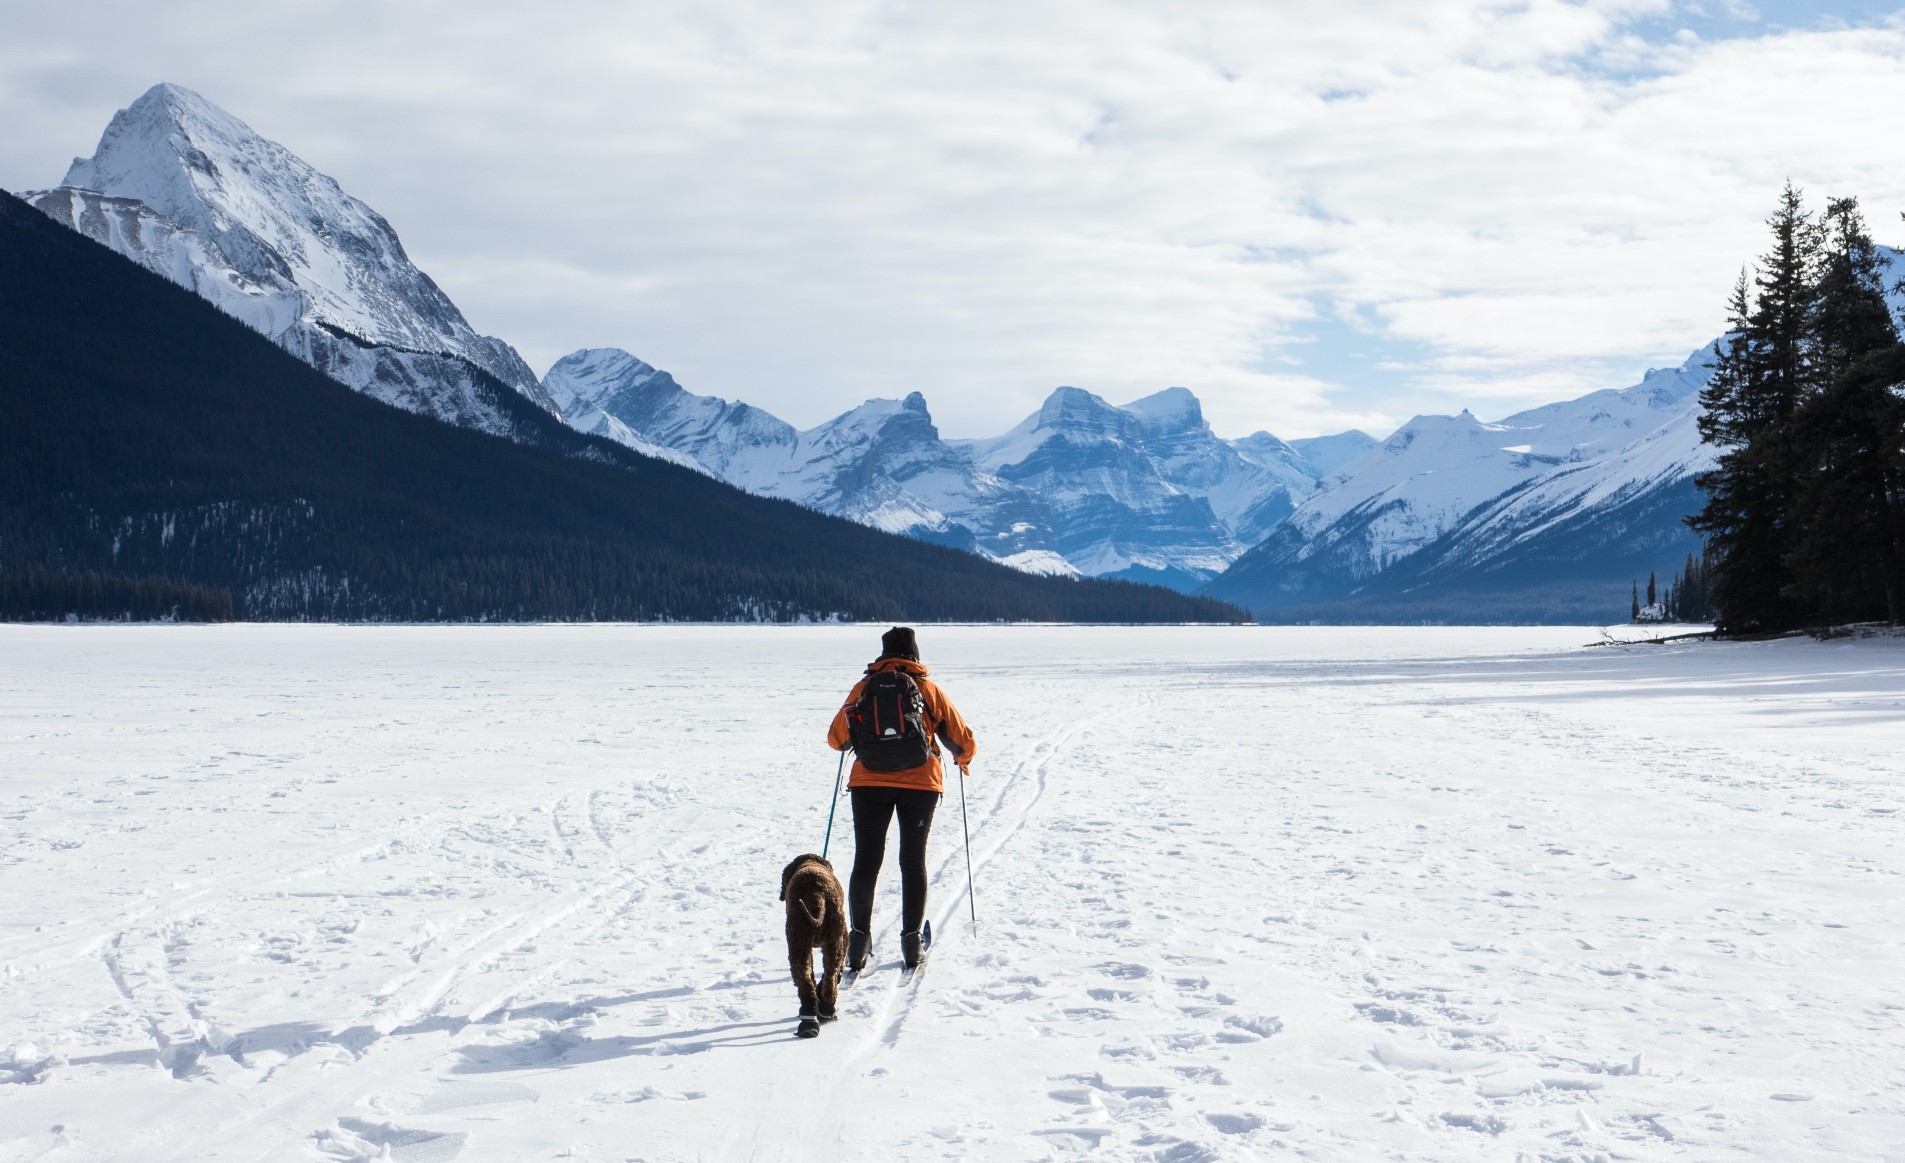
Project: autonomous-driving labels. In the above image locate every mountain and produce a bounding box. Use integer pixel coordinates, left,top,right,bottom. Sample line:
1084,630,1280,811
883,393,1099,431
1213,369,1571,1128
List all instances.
21,83,559,437
542,349,1065,568
1285,430,1381,477
0,190,1246,625
14,85,1360,592
554,352,1356,588
1204,350,1717,620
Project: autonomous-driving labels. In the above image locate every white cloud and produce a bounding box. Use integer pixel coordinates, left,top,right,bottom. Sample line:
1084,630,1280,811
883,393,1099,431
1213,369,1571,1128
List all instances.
3,1,1902,439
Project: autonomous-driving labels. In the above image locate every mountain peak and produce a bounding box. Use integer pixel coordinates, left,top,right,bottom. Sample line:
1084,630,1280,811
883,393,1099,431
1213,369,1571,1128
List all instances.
1122,386,1207,434
1036,385,1118,426
542,348,680,416
1124,386,1201,415
66,84,280,219
50,83,547,406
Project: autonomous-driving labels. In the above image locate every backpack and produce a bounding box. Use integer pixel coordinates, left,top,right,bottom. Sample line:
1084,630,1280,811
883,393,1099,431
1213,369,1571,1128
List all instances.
847,669,935,772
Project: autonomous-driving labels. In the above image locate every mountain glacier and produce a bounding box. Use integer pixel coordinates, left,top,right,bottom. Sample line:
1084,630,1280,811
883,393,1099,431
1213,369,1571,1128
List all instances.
23,84,557,437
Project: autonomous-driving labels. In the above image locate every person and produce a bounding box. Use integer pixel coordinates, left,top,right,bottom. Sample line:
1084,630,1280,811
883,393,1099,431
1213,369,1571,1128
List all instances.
827,626,976,971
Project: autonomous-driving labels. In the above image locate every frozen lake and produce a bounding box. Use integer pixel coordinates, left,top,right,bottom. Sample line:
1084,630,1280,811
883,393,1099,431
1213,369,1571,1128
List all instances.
1,624,1901,1161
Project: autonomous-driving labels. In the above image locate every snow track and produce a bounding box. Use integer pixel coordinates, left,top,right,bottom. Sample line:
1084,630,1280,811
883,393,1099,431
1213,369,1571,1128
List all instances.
2,625,1902,1161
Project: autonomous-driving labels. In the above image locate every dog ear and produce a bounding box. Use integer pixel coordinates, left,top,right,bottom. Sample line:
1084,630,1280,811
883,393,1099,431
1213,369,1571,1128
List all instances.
780,858,796,901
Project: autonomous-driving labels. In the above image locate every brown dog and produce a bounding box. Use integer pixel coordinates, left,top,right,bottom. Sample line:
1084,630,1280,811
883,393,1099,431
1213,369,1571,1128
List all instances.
779,853,848,1037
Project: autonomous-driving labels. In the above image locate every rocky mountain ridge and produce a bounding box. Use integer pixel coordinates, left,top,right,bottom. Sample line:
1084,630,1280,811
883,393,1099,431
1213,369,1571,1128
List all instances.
545,348,1368,585
22,83,557,437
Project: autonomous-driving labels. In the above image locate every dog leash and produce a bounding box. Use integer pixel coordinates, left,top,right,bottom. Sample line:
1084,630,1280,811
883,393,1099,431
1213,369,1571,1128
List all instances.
821,749,847,859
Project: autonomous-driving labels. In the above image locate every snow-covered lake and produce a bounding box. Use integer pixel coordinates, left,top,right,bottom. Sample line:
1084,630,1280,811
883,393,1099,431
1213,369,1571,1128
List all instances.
2,625,1900,1162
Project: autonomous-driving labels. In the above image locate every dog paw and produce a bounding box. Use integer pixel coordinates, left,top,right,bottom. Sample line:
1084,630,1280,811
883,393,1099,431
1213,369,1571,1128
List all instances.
796,1017,820,1038
818,1010,839,1023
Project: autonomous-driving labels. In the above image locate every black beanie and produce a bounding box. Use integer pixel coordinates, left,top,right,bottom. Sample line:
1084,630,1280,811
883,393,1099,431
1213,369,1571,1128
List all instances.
880,626,920,661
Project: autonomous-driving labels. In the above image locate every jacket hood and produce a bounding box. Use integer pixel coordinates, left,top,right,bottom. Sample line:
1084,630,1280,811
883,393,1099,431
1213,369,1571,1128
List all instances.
867,657,930,678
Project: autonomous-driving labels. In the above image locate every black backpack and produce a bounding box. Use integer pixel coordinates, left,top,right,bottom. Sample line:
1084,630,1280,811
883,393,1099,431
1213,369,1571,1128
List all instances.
847,669,935,771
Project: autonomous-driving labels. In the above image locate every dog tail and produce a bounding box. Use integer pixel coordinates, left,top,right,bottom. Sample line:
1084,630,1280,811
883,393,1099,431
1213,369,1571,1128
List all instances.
798,896,827,928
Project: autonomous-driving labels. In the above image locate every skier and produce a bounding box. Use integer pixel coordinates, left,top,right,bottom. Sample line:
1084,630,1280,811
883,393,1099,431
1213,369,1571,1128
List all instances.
828,626,977,973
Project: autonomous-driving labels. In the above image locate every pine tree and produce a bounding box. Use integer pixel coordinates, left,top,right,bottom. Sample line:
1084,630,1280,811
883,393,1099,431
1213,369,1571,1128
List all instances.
1690,184,1821,633
1778,198,1905,623
1646,571,1657,608
1631,580,1641,622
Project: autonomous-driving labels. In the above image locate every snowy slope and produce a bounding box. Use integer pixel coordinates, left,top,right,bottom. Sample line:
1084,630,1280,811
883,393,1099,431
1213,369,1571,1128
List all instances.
1284,429,1380,477
22,84,556,433
1412,402,1714,583
1211,247,1905,617
543,348,799,484
1208,347,1716,612
546,348,1353,584
959,387,1245,582
545,349,1064,563
1123,388,1316,548
4,624,1902,1162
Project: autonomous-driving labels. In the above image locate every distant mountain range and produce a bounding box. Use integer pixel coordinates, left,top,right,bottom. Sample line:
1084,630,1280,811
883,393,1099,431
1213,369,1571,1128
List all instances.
17,83,1771,622
0,189,1243,624
544,348,1369,588
1207,352,1718,620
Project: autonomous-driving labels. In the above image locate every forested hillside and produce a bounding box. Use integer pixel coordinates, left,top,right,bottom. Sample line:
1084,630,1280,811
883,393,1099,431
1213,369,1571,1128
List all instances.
0,193,1244,624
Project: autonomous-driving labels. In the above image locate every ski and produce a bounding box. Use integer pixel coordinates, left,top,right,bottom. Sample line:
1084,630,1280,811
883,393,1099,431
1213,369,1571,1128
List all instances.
898,921,933,984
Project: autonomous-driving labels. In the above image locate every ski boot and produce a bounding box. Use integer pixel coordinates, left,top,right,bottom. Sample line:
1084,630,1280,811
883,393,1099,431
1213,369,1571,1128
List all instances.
847,928,870,974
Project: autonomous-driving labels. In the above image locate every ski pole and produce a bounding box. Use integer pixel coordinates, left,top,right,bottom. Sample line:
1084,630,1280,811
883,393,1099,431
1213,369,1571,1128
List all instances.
821,749,847,860
958,762,978,934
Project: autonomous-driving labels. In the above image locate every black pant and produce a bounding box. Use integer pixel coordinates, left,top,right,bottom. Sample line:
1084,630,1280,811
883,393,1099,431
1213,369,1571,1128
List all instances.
848,786,939,935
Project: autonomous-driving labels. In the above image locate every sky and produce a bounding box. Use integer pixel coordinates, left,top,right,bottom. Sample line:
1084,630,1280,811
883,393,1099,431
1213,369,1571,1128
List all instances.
7,1,1905,440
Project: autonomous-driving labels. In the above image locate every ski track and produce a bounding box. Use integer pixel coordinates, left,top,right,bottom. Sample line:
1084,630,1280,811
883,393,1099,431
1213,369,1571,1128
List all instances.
1,625,1902,1162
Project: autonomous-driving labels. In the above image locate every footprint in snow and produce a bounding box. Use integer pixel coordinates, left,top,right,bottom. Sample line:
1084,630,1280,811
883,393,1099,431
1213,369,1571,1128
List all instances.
1205,1111,1263,1135
316,1118,466,1163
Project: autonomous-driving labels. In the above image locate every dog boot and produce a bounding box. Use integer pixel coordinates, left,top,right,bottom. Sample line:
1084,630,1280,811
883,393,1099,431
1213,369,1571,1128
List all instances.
818,1004,839,1023
797,1009,820,1039
848,928,870,973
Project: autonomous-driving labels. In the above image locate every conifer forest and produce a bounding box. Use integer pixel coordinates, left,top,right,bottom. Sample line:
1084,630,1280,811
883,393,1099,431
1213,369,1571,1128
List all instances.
1687,186,1905,633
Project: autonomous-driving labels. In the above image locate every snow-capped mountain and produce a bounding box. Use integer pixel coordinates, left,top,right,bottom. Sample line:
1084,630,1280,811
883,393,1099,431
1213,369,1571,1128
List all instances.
956,386,1314,585
1205,347,1717,616
543,349,1067,568
23,84,556,435
1285,430,1381,477
542,352,1355,584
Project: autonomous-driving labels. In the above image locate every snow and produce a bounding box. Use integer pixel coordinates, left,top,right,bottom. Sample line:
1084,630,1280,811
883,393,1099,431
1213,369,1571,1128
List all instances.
4,625,1902,1162
1255,346,1719,586
26,84,554,422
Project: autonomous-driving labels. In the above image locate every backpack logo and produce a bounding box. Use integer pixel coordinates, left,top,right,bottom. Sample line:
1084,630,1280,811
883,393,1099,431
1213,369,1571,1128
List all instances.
847,670,934,772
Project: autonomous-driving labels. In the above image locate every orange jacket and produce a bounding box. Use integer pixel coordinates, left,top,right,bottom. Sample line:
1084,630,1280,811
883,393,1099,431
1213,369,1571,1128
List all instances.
828,658,977,794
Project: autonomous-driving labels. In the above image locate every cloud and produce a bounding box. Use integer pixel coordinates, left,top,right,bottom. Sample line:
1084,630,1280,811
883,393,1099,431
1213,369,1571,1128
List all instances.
2,1,1901,439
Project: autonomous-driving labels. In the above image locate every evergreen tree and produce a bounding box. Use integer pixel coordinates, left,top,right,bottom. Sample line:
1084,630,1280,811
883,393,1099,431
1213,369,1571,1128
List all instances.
1690,184,1821,632
1646,571,1657,608
1669,550,1715,623
1778,198,1905,623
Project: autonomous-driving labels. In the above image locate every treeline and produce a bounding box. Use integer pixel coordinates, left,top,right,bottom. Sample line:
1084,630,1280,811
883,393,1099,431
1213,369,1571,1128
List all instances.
0,192,1245,625
1689,186,1905,633
0,566,233,622
1631,551,1712,624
